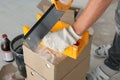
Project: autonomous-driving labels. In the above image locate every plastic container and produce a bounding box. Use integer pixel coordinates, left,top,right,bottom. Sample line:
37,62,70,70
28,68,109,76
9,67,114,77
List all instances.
1,34,14,62
10,34,27,77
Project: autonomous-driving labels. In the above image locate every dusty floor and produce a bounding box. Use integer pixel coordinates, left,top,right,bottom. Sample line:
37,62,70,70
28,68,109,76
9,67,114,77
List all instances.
90,0,118,71
0,0,119,78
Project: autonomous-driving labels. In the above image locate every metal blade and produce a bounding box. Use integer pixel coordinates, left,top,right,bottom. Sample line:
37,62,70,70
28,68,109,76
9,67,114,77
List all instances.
24,4,64,51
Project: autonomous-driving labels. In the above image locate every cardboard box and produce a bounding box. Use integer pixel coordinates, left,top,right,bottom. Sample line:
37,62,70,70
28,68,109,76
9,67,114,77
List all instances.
25,66,46,80
23,36,92,80
62,56,90,80
25,55,89,80
23,46,90,80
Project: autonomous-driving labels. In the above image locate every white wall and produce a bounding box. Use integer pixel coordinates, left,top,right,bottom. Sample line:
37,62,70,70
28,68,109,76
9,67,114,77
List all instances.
72,0,88,8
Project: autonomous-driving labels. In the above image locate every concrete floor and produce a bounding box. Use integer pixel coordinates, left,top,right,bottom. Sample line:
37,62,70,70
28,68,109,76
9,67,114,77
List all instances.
0,0,118,75
90,0,118,71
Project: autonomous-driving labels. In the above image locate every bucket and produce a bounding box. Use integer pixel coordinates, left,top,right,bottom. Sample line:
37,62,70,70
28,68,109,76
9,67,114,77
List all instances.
10,34,26,77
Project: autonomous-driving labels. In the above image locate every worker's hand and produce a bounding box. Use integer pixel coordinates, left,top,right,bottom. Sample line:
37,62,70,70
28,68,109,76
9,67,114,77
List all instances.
42,26,82,52
60,0,72,5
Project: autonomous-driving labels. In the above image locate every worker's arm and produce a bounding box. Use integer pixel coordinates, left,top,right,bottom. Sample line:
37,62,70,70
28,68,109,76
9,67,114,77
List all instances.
73,0,112,35
43,0,112,52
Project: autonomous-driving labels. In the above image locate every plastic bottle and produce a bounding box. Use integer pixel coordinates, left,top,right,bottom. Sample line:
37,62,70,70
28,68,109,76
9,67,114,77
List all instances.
1,34,14,62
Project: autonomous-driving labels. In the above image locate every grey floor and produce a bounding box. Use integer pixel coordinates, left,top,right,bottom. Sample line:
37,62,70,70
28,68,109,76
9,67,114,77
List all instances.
0,0,118,73
90,0,118,71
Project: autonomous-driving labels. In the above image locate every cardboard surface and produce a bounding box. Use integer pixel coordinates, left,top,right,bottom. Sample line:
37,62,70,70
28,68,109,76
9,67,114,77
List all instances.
23,45,90,80
62,56,90,80
23,36,92,80
25,56,89,80
60,9,75,25
23,46,55,80
26,66,46,80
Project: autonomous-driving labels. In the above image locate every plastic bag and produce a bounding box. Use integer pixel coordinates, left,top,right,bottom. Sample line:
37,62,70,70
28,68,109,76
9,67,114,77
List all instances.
35,45,66,64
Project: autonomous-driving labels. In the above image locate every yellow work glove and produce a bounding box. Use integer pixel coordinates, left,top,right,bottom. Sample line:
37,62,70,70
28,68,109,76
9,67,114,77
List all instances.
42,26,82,52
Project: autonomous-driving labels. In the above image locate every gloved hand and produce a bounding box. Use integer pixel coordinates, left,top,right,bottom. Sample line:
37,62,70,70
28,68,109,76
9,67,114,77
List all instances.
42,26,82,52
60,0,72,5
